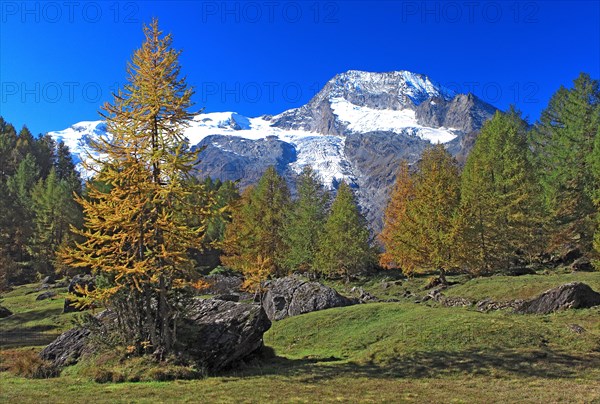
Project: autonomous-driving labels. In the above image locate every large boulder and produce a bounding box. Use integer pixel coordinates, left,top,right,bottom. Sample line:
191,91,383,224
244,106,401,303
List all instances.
39,328,92,367
178,298,271,372
0,305,13,318
41,299,270,374
516,282,600,314
262,276,356,321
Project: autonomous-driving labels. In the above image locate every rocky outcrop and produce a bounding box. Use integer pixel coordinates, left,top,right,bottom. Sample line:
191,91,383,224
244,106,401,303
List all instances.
41,298,271,373
516,282,600,314
416,93,497,135
39,328,92,367
180,298,271,372
36,291,57,301
570,257,595,272
344,131,430,231
0,305,13,318
193,135,297,190
262,276,356,321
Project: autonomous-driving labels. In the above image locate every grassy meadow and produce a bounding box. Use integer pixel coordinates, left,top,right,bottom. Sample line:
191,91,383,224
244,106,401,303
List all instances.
1,271,599,403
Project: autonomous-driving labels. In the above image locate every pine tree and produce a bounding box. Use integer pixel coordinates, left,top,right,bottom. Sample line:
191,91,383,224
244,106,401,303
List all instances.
59,20,213,356
30,168,82,276
378,161,415,270
0,118,18,180
221,166,290,292
381,145,460,280
315,181,373,280
281,166,329,276
455,108,544,274
6,154,39,263
592,126,600,259
531,73,600,253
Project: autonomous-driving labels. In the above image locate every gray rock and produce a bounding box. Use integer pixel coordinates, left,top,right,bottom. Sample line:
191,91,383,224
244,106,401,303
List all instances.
416,93,496,135
0,305,13,318
203,273,244,295
41,275,56,285
262,276,356,321
36,291,57,301
193,135,297,190
516,282,600,314
570,257,594,272
39,328,92,367
180,298,271,372
213,294,240,302
41,299,271,373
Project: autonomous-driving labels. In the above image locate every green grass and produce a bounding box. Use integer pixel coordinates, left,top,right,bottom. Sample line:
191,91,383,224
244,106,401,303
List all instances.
265,303,600,370
2,371,600,403
444,271,600,301
324,270,600,304
1,275,600,402
0,283,78,349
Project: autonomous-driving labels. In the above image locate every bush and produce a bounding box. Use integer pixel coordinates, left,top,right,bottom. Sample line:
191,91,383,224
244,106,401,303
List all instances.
1,349,59,378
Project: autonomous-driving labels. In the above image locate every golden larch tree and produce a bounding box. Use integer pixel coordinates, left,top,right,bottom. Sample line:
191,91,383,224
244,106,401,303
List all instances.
60,19,213,357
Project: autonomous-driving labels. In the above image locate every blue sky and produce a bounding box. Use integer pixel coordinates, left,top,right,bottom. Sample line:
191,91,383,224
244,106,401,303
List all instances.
1,0,599,135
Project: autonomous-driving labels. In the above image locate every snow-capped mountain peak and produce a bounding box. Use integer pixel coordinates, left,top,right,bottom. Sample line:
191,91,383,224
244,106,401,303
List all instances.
328,70,455,107
47,70,497,231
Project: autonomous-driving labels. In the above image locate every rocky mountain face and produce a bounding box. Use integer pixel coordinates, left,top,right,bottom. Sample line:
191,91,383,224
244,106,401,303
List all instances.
48,70,498,233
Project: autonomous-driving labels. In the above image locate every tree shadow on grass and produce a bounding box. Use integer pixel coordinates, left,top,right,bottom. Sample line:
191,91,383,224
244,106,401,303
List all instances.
233,348,600,381
0,307,66,348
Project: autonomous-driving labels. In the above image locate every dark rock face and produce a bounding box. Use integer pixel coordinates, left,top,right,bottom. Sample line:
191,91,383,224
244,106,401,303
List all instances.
203,273,244,295
344,131,430,231
63,274,95,313
262,276,356,321
570,257,595,272
180,298,271,372
36,291,57,301
416,93,497,135
41,299,271,373
0,305,13,318
516,282,600,314
39,328,92,367
193,135,297,190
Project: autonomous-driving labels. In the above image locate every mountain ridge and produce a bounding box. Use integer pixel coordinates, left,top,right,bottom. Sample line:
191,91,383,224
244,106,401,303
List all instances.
47,70,498,231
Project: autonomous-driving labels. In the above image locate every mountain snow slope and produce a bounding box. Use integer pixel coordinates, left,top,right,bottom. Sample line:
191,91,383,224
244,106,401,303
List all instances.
47,70,497,231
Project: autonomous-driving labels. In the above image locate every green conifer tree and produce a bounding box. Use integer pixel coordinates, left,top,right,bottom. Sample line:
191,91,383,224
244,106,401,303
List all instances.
531,73,600,253
456,108,544,274
281,166,329,276
315,181,373,280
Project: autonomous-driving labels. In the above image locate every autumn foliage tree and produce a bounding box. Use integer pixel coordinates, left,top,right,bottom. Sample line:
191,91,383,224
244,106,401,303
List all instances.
60,20,213,357
379,145,460,280
221,166,290,293
379,161,415,270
